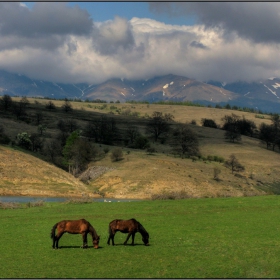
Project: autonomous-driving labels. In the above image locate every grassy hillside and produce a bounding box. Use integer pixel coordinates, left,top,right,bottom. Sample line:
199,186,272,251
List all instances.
0,145,88,197
0,98,279,198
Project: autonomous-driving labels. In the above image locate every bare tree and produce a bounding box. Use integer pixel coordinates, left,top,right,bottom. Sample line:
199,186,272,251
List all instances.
43,139,62,163
45,101,56,110
83,116,119,144
171,124,200,158
34,110,44,125
61,98,73,113
222,113,242,142
125,125,140,146
259,123,275,149
146,111,173,142
0,94,13,111
29,133,44,152
224,154,245,174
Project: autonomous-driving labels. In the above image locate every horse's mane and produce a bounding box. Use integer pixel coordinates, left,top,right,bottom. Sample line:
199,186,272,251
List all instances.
138,222,149,237
89,223,99,240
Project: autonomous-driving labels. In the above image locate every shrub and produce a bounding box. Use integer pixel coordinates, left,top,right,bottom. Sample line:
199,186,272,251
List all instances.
224,154,245,174
133,135,150,149
207,155,225,163
0,125,10,144
110,147,124,162
45,101,56,110
213,167,221,180
16,132,32,150
26,200,45,208
146,147,156,154
0,202,22,209
201,118,218,128
151,190,192,200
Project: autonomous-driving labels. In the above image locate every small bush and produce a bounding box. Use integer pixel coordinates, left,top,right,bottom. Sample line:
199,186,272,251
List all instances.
0,124,10,144
0,202,22,209
213,167,221,180
151,190,192,200
146,147,156,154
201,118,218,128
110,147,124,162
26,200,45,208
206,155,225,163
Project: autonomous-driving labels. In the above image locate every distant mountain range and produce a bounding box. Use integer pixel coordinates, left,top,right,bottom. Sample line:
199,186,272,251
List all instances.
0,70,279,113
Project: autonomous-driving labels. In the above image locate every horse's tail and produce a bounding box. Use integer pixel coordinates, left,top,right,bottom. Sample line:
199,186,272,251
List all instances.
108,222,113,236
50,223,58,239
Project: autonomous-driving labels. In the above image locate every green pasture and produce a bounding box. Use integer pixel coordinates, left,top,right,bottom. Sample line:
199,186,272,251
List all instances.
1,196,280,278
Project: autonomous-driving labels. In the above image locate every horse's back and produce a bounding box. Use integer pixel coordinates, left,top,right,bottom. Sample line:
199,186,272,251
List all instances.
109,218,139,232
57,219,89,233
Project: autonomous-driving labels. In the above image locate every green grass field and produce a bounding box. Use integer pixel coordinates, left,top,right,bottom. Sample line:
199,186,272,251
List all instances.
1,196,280,278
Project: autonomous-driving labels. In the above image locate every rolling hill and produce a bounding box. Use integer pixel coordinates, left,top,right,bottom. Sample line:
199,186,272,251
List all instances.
0,99,279,199
0,145,89,197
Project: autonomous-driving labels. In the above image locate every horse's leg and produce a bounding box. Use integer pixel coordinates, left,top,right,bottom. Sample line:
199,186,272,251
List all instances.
52,235,56,249
131,232,136,245
124,232,132,245
55,232,65,249
107,234,112,245
108,229,116,245
111,233,116,246
82,233,88,248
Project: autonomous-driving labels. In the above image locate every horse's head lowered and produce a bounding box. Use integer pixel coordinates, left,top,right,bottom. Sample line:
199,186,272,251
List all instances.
142,233,150,246
93,235,100,249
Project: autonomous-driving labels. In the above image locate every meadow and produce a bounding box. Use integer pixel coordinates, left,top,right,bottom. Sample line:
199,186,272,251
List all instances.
1,196,280,278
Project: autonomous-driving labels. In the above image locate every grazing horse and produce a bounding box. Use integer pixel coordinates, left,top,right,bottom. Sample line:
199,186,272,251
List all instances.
107,218,149,246
50,219,100,249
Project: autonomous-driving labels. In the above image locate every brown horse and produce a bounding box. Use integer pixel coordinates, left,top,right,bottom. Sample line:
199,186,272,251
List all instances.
50,219,100,249
107,218,149,246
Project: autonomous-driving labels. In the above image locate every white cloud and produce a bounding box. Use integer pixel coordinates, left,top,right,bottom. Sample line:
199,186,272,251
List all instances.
0,3,280,84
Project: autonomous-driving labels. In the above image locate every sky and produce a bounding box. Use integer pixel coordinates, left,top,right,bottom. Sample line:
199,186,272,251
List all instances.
1,2,280,85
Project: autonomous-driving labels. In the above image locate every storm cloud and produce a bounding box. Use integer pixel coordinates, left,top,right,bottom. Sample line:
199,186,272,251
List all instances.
149,2,280,44
0,2,280,84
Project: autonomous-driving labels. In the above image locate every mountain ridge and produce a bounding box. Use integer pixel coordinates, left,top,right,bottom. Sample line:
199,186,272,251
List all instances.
0,70,279,113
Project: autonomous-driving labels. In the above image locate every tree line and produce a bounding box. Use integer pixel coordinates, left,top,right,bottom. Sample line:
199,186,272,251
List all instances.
201,112,280,151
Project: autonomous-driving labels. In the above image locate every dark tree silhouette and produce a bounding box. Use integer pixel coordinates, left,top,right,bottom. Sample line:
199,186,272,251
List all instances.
45,101,56,110
0,94,13,111
146,111,173,142
171,124,200,158
61,98,73,113
222,114,242,142
224,154,245,174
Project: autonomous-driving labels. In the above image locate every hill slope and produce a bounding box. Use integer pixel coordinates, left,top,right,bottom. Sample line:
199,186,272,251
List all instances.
0,101,279,199
0,146,89,197
84,127,279,199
